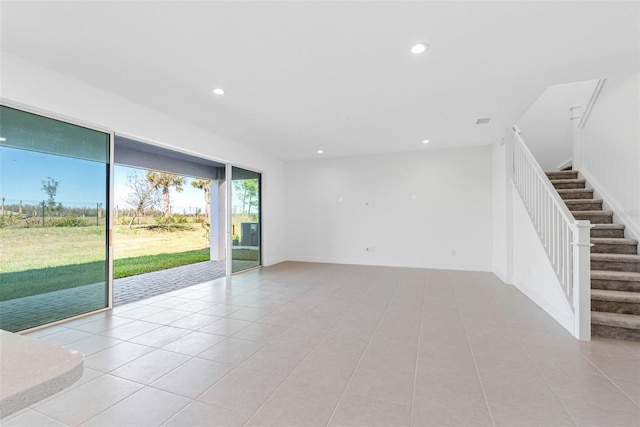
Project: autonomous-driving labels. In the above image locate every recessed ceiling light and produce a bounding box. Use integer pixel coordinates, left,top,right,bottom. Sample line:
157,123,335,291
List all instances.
212,88,225,95
411,43,429,54
475,117,491,125
422,139,430,144
317,150,324,154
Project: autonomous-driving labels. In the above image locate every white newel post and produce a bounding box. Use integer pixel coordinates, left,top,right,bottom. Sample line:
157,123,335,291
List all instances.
569,105,583,170
572,220,592,340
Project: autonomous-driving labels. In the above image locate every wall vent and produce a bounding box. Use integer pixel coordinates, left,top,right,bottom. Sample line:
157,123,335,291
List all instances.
475,117,491,125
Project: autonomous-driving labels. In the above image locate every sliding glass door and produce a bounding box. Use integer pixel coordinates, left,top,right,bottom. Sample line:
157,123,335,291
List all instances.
0,106,110,332
231,167,261,273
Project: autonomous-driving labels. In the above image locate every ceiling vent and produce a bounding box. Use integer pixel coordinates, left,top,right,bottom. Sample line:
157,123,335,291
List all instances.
475,117,491,125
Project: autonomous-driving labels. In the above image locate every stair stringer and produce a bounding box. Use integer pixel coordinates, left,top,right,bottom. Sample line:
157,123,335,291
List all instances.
580,169,640,248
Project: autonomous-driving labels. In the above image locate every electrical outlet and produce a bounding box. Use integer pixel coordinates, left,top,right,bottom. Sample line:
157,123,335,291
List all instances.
366,247,376,252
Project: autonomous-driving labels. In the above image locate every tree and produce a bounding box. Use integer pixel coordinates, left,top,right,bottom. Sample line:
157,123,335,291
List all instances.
233,179,259,215
146,171,185,217
244,179,259,215
191,178,211,221
125,171,160,228
41,176,60,215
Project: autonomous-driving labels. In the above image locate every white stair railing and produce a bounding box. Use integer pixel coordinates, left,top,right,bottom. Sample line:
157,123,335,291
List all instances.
511,128,592,340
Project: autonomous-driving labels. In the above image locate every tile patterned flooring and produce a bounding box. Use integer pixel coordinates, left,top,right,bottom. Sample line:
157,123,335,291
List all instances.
2,262,639,426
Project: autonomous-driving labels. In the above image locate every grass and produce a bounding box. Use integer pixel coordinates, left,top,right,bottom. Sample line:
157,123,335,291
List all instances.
0,218,260,301
0,226,106,273
0,223,209,273
0,221,211,301
113,223,208,259
232,247,259,261
0,261,106,302
114,248,210,279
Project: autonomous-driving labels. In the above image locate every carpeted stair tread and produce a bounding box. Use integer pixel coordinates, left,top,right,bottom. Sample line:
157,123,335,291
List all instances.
556,188,594,199
564,199,603,204
572,211,614,224
592,253,640,262
557,188,592,194
573,210,614,216
591,224,626,238
551,179,587,189
546,171,579,180
590,237,638,245
550,178,585,184
591,289,640,303
591,270,640,282
591,224,625,231
591,311,640,329
564,199,603,211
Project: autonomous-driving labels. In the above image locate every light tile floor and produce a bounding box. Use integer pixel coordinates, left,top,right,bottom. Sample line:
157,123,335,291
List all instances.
3,262,639,426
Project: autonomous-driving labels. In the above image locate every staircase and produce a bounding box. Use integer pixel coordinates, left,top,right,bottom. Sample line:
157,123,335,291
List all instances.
548,170,640,341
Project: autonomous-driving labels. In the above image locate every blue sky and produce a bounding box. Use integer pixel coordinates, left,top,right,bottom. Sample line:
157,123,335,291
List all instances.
0,146,106,206
0,147,206,210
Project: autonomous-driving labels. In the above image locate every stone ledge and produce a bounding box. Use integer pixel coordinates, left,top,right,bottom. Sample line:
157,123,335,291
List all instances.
0,330,83,418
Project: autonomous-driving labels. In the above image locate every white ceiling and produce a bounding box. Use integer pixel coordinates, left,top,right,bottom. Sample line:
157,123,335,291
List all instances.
1,1,639,161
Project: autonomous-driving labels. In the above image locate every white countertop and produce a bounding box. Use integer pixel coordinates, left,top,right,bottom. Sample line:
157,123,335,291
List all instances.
0,330,84,418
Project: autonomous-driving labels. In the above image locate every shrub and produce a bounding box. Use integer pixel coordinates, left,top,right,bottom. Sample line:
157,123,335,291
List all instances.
202,221,211,246
0,213,20,228
152,214,190,231
24,217,43,228
48,216,90,227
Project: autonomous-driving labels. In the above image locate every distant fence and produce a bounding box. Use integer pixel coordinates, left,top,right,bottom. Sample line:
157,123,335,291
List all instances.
113,205,207,218
0,199,106,227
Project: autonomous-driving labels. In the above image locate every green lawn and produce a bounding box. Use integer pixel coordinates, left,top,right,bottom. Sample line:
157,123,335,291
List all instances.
0,222,210,301
0,261,106,302
0,226,106,273
114,248,210,279
113,223,208,259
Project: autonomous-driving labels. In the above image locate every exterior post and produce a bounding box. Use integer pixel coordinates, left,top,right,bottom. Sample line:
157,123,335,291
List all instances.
209,179,219,261
218,177,226,263
569,105,583,170
572,220,592,340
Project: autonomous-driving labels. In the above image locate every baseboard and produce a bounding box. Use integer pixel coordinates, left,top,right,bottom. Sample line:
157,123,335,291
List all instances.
262,257,287,267
283,256,492,272
512,278,575,335
492,269,513,285
580,169,640,244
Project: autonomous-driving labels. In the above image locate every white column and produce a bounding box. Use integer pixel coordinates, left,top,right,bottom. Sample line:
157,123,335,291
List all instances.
209,179,219,261
217,178,226,263
572,220,592,340
504,128,515,284
225,166,233,276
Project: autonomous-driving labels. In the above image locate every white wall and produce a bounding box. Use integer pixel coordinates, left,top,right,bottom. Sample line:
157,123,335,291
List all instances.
285,146,493,271
511,184,574,333
0,52,287,265
517,80,598,171
580,73,640,242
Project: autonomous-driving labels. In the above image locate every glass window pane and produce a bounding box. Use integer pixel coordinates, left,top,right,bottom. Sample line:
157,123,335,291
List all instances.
0,106,109,332
231,167,260,273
